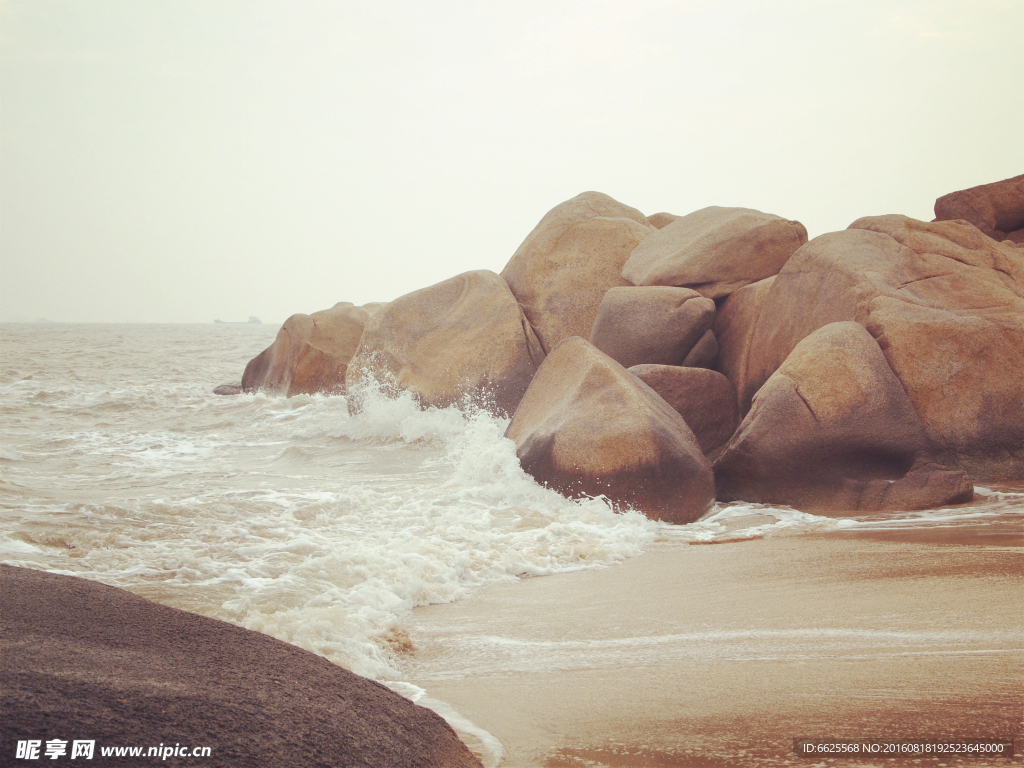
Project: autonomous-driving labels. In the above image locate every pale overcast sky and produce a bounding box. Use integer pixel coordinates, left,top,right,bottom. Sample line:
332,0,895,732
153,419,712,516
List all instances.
1,0,1021,323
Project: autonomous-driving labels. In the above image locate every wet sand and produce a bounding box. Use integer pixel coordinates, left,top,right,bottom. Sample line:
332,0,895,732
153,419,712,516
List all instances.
400,528,1023,768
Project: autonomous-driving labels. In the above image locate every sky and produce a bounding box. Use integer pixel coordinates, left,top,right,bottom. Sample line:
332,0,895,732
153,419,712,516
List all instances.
1,0,1022,324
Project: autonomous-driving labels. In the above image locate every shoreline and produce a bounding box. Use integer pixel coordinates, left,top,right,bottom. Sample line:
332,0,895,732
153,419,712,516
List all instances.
399,527,1023,768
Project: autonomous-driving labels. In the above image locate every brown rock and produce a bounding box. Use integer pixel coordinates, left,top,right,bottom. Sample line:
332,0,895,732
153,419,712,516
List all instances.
627,365,738,455
241,302,369,397
934,174,1024,240
589,286,716,369
621,206,808,299
647,212,677,229
681,328,718,369
501,192,655,351
505,337,715,524
0,565,482,768
743,217,1024,482
714,322,974,513
346,270,544,417
213,382,243,396
712,275,775,412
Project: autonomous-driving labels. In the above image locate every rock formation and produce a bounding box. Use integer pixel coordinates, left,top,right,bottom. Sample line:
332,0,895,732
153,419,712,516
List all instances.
501,192,656,351
505,337,715,524
0,565,482,768
621,206,808,299
627,365,738,455
714,322,974,513
712,276,775,412
743,216,1024,481
224,180,1024,515
588,286,716,369
213,382,242,396
646,212,677,229
681,328,718,369
934,173,1024,243
347,270,544,417
242,302,371,397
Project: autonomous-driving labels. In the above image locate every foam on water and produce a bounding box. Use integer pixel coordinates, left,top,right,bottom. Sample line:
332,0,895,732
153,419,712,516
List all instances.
0,327,658,682
408,626,1023,679
2,323,1021,764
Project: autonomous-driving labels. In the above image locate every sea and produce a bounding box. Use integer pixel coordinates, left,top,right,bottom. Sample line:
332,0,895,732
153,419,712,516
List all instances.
2,322,1022,762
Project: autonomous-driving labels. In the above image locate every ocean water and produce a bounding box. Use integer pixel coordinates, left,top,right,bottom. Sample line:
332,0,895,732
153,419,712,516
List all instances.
2,323,1022,761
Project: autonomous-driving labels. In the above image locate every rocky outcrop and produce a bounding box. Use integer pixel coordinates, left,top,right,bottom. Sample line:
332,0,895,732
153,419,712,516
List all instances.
346,270,544,417
627,365,738,455
213,382,243,396
0,565,482,768
743,216,1024,481
681,328,718,369
241,302,370,397
621,206,807,299
588,286,716,370
934,174,1024,242
505,337,715,524
712,276,775,412
714,322,974,513
501,192,655,351
647,212,677,229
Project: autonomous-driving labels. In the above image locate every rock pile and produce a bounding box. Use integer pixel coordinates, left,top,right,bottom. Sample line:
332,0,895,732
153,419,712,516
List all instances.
934,173,1024,244
239,302,380,397
226,176,1024,518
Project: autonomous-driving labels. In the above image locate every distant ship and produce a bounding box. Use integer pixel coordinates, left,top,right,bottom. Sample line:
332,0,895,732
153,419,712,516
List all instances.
214,316,262,325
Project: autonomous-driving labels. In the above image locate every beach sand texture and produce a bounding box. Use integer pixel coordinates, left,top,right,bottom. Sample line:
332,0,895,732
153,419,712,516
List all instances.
401,530,1023,768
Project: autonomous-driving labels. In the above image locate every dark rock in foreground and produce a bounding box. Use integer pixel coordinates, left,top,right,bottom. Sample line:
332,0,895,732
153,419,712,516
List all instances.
0,565,482,768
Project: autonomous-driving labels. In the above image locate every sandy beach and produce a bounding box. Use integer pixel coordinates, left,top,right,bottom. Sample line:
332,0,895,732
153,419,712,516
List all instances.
401,526,1023,768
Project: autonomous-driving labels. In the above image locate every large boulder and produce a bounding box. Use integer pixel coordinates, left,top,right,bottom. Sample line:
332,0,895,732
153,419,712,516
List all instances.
346,270,544,417
743,216,1024,482
934,174,1024,242
712,276,775,411
501,192,656,351
714,322,974,513
588,286,716,369
647,212,677,230
621,206,808,299
627,365,738,455
0,565,482,768
242,302,370,397
505,337,715,524
681,328,718,369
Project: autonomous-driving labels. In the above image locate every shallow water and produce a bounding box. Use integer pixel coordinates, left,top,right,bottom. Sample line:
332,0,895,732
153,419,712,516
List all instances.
2,323,1021,764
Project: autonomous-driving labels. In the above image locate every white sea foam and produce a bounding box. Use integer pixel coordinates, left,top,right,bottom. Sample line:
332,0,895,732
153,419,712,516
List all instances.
2,323,1021,755
0,335,658,681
